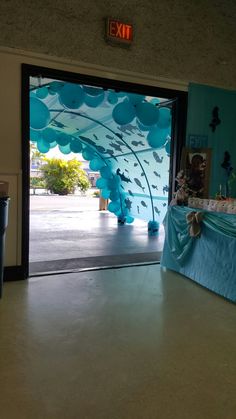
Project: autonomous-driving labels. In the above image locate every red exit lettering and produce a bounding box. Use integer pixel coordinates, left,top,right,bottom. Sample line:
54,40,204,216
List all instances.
107,19,133,43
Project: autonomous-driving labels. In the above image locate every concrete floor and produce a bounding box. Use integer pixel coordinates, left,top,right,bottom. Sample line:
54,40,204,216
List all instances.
0,265,235,419
29,195,164,273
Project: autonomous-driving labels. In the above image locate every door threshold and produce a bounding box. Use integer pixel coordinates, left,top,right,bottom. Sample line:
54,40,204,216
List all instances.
29,260,160,278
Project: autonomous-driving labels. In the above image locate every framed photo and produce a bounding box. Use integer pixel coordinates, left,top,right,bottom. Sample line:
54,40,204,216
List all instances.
180,148,212,198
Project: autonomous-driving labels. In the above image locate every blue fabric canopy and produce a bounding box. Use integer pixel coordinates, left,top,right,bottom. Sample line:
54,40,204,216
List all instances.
30,78,173,225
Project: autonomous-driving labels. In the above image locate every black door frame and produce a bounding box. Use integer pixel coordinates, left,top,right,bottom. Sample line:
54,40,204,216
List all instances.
21,63,188,279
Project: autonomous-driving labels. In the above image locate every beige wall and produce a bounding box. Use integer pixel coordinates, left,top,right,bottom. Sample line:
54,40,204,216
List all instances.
0,0,235,89
0,0,235,267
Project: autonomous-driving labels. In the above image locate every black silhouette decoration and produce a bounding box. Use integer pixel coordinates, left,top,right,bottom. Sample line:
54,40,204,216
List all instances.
134,178,145,192
116,168,132,183
141,201,147,208
221,151,233,176
209,106,221,132
125,198,132,210
153,152,163,163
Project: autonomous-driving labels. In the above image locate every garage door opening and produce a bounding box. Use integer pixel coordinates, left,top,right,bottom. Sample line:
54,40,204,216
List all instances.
22,65,187,277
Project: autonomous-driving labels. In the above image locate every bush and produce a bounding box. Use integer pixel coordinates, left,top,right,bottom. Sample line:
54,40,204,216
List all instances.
78,173,91,193
30,177,46,194
41,158,90,195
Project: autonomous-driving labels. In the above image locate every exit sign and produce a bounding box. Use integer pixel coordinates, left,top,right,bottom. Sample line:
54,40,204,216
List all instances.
106,18,133,45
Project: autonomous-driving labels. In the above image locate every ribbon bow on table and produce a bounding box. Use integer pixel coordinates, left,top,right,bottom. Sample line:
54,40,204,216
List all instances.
186,211,204,238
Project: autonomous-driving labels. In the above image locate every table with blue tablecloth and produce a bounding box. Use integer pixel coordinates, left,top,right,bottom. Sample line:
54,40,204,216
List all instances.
161,205,236,302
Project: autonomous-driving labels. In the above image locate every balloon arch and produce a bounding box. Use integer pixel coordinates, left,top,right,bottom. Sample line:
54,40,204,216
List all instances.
30,78,172,234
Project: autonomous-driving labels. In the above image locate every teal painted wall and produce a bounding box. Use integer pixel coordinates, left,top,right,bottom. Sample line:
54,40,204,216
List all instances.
186,83,236,198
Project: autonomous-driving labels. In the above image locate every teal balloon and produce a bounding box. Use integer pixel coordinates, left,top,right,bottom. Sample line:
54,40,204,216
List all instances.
136,119,151,132
109,190,119,201
126,216,134,224
107,175,120,190
57,133,70,146
101,189,110,199
148,220,159,236
147,127,169,149
49,81,64,93
30,129,41,142
116,92,126,98
48,88,57,95
36,87,48,99
128,93,145,105
59,83,84,109
82,147,95,161
112,100,135,125
84,92,104,107
96,177,108,189
59,144,71,154
135,102,159,126
114,209,122,217
107,91,118,105
70,139,82,153
165,140,171,156
83,86,104,96
122,207,129,216
30,97,50,130
100,166,112,179
42,128,58,143
108,201,120,213
49,141,57,149
89,158,104,171
157,107,171,129
37,138,50,153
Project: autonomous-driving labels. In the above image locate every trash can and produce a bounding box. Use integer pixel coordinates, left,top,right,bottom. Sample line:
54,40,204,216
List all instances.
0,195,10,298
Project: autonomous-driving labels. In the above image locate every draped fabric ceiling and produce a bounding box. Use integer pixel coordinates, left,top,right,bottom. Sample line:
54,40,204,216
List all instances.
29,77,172,227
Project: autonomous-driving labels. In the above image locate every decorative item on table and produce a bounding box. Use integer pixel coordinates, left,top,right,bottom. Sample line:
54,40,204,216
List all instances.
171,169,190,206
180,147,212,199
215,183,224,200
188,197,236,214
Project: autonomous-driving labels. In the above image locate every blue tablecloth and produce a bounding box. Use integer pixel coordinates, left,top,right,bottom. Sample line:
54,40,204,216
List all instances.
161,206,236,302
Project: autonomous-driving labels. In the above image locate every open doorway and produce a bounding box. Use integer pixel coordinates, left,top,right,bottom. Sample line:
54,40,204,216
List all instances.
22,65,187,277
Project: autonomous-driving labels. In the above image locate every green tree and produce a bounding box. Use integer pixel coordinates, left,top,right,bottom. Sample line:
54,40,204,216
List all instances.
77,172,91,193
41,158,90,195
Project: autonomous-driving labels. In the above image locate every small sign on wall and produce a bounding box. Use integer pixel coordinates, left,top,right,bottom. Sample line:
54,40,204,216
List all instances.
188,134,208,149
105,18,133,46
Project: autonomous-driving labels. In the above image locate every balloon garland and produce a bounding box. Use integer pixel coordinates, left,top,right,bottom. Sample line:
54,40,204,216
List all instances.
29,82,173,224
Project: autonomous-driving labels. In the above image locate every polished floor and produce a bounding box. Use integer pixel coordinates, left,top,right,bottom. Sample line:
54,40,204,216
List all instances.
0,265,236,419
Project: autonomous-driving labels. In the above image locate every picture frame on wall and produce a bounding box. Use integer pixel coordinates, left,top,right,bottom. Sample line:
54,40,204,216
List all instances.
180,148,212,198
